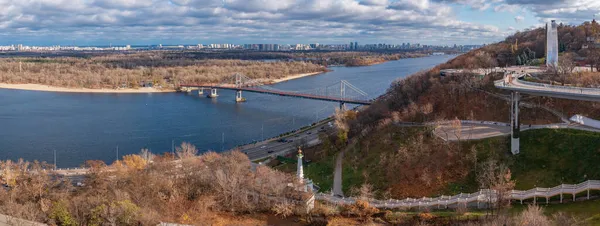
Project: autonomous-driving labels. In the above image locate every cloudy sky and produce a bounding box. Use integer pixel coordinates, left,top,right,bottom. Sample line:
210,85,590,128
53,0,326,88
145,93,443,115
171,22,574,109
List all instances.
0,0,598,46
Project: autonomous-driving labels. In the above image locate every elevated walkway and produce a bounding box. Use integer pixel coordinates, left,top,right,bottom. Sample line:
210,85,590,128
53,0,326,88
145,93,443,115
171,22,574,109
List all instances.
495,75,600,102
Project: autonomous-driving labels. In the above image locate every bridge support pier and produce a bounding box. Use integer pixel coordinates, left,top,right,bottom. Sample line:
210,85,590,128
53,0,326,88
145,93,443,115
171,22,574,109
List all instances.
235,90,245,102
339,102,346,110
510,91,520,155
198,88,204,95
209,88,218,98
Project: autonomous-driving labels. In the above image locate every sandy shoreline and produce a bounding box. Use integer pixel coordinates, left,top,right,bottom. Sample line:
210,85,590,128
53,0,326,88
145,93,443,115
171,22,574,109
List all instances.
0,71,327,93
269,71,325,83
0,83,176,93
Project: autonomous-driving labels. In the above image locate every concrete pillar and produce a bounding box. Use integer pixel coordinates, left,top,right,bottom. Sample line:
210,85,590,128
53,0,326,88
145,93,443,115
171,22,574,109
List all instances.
209,88,218,98
573,193,576,201
546,197,549,204
339,102,346,110
588,189,590,200
533,196,536,204
560,193,563,203
236,90,245,102
198,88,204,95
510,91,520,155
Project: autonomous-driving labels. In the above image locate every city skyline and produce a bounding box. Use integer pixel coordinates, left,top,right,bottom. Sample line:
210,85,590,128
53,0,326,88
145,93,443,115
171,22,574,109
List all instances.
0,0,597,46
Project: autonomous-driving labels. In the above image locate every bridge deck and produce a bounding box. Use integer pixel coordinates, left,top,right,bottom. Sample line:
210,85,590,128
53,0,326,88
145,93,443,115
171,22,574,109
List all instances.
181,85,372,105
494,77,600,102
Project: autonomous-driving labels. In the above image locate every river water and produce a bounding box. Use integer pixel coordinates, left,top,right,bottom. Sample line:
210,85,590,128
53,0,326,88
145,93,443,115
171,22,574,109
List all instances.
0,55,454,167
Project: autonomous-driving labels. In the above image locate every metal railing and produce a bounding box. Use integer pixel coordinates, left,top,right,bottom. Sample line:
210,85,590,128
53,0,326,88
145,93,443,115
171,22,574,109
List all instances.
317,180,600,209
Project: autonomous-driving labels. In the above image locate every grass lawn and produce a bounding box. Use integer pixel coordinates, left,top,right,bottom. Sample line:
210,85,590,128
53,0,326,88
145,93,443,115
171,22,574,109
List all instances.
510,199,600,224
452,129,600,193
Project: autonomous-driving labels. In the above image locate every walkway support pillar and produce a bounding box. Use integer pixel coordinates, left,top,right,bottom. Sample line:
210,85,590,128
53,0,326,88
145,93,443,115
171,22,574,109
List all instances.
560,193,563,203
236,90,245,102
510,91,520,155
209,88,218,98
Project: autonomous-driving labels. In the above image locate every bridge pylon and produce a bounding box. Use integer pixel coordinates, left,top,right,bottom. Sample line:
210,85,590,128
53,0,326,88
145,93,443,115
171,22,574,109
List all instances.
209,88,218,98
198,88,204,95
235,90,246,102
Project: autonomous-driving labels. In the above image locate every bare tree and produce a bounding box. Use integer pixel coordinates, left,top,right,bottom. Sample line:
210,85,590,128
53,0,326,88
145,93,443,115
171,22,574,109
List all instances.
139,148,154,163
554,52,577,85
175,142,198,159
473,51,498,75
477,159,515,215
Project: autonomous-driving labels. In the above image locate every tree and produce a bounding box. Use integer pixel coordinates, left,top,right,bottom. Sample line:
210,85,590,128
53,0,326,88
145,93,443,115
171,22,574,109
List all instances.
589,48,600,72
334,108,349,145
477,160,515,215
139,148,154,163
473,51,497,75
556,52,577,84
176,142,198,159
122,155,148,170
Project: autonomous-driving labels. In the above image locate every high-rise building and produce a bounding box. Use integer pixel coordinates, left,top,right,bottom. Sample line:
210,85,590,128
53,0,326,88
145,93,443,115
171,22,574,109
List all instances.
354,42,358,50
349,42,354,50
546,20,559,67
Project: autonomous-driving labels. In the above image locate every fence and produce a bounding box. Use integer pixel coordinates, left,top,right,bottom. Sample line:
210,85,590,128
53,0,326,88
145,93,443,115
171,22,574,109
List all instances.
317,180,600,209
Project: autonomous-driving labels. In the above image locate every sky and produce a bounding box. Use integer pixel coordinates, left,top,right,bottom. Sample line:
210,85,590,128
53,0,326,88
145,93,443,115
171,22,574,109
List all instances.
0,0,598,46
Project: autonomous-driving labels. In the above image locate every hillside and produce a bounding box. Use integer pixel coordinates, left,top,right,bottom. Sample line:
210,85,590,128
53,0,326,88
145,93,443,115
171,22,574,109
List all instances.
294,20,600,200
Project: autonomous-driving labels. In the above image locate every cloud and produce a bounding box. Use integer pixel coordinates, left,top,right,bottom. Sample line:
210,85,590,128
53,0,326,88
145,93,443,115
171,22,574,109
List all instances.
502,0,599,24
0,0,550,46
359,0,388,6
514,15,524,23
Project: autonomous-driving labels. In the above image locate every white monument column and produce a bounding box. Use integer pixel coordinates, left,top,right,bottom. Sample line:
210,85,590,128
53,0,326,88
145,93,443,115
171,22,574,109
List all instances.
546,20,559,67
297,147,304,182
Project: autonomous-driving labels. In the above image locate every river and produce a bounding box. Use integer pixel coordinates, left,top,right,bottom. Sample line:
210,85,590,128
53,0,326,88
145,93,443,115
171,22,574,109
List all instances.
0,55,454,167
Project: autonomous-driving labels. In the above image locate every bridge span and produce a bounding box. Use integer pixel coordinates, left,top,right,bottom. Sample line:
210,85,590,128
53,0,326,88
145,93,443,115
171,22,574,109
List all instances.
179,84,372,105
179,73,372,108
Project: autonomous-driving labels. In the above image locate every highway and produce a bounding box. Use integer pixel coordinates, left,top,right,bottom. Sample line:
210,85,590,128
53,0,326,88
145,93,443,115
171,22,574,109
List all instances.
237,121,333,161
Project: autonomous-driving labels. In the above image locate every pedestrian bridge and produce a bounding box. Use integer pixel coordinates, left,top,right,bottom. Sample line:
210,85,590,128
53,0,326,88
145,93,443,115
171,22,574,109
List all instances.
180,73,372,108
495,74,600,102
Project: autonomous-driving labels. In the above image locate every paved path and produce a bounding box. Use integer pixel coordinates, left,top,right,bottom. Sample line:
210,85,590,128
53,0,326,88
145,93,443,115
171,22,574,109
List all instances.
0,214,46,226
332,149,344,196
434,122,600,141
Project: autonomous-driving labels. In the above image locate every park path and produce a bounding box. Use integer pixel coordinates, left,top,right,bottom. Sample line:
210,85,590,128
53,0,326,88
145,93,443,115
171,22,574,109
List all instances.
332,139,358,197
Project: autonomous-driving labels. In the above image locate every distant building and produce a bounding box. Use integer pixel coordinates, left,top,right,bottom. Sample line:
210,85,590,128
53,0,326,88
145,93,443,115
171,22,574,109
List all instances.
349,42,354,50
354,42,358,50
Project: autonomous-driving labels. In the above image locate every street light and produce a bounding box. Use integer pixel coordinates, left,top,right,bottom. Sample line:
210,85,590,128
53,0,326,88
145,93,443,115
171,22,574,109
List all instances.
53,149,57,170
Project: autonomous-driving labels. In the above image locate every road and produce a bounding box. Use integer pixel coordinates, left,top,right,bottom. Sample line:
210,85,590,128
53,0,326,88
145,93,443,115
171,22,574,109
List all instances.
238,121,333,161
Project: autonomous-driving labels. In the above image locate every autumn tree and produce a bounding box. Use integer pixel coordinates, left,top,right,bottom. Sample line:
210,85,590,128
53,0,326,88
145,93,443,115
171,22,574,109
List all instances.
334,108,349,145
122,154,148,170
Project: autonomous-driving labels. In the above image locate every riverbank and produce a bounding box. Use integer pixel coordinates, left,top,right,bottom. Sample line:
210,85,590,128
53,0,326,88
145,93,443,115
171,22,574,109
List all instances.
0,71,327,93
0,83,176,93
